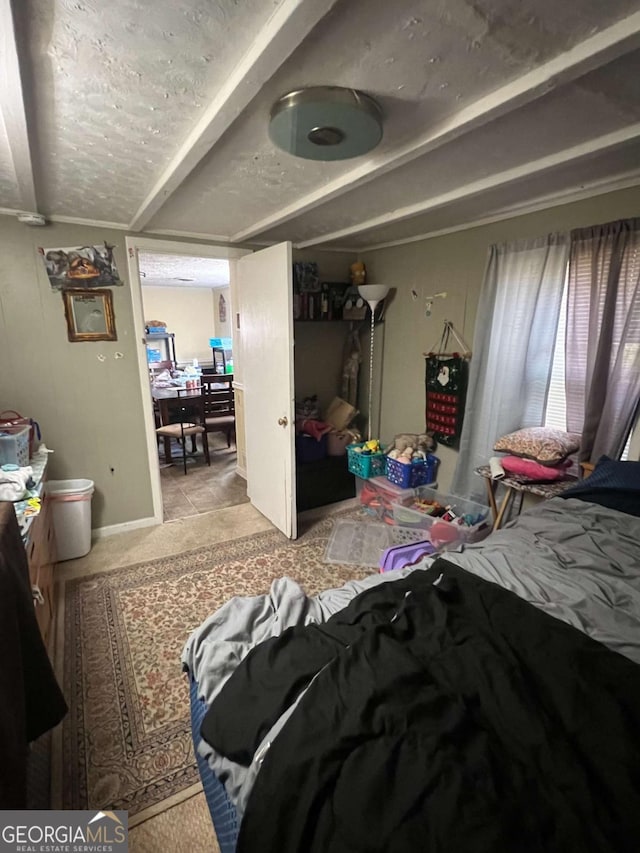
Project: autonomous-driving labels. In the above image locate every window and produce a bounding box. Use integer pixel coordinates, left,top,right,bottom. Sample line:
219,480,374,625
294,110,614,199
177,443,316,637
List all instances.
544,273,568,433
544,265,637,461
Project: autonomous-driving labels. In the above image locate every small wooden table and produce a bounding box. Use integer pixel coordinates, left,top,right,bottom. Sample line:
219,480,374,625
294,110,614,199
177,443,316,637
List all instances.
475,465,578,531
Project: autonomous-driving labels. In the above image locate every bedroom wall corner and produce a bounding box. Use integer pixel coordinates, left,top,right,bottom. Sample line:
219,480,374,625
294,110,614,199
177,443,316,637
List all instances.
361,184,640,494
0,216,154,529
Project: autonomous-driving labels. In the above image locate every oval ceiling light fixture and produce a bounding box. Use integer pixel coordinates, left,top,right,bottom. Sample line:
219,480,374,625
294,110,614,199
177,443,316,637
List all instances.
269,86,382,161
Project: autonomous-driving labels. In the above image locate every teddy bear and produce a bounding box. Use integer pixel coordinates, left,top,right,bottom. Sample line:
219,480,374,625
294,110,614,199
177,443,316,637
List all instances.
349,261,366,286
385,432,437,460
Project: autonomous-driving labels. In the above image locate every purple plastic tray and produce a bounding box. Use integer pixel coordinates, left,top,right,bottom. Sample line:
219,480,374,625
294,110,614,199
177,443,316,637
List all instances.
379,539,437,572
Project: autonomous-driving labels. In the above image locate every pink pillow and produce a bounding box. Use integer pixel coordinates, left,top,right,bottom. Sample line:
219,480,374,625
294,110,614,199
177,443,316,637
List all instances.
500,455,572,481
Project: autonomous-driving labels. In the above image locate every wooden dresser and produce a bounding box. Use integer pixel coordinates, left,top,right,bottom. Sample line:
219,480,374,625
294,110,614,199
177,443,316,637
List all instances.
0,499,66,807
7,449,58,650
24,484,57,648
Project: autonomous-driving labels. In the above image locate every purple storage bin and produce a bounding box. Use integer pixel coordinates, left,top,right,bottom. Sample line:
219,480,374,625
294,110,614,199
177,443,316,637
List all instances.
379,539,437,573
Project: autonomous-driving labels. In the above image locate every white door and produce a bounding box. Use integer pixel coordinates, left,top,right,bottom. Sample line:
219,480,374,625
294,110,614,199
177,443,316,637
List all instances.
237,242,297,538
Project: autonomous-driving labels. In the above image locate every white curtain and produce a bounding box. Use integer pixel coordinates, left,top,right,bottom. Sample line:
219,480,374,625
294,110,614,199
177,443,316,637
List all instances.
451,234,569,501
565,218,640,462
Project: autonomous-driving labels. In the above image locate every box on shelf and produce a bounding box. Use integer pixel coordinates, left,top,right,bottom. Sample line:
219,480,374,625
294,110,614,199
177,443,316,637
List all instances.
392,486,490,550
355,475,415,523
147,348,162,363
209,337,233,348
326,397,357,431
0,425,30,467
346,443,386,479
386,453,439,489
0,411,39,458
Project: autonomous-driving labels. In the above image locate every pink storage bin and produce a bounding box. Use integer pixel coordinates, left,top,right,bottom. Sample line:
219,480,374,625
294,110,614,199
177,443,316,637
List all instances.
355,476,415,523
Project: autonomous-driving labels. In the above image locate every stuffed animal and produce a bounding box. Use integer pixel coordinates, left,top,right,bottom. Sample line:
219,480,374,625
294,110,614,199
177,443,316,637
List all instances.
386,432,437,458
296,395,320,420
349,262,366,286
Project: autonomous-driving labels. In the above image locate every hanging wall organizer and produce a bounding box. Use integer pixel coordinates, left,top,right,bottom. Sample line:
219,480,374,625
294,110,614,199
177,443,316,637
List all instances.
424,321,471,449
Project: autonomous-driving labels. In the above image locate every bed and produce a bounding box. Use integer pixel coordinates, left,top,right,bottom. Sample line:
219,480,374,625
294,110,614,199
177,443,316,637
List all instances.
182,458,640,852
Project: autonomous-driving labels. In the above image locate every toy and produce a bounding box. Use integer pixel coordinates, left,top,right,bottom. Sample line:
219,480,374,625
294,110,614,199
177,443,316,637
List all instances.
349,261,366,286
296,395,320,420
386,432,437,458
360,438,382,456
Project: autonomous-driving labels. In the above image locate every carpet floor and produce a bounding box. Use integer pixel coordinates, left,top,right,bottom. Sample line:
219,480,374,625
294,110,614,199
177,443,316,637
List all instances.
129,791,218,852
59,507,370,823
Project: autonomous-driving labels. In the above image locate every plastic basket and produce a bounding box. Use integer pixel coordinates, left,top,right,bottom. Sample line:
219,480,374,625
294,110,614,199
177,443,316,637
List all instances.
389,525,434,546
380,538,438,572
356,476,415,523
386,454,439,489
324,519,392,568
392,486,491,548
324,518,435,569
0,425,30,467
346,444,386,479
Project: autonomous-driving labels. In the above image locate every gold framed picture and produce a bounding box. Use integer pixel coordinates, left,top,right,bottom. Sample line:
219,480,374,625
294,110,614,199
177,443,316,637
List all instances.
62,288,117,342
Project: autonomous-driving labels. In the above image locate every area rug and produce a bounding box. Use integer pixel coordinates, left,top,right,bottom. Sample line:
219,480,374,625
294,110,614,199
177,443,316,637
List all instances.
61,510,370,818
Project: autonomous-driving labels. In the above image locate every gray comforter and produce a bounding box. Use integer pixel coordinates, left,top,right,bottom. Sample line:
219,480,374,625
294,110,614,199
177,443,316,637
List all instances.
182,497,640,816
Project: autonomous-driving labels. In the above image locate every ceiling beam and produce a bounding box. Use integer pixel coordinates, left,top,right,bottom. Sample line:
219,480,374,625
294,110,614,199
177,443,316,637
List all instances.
0,0,38,213
353,173,640,253
295,123,640,248
232,10,640,243
128,0,339,232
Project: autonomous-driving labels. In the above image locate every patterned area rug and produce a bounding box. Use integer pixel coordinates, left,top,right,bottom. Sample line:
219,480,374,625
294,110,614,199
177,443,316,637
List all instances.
61,510,370,816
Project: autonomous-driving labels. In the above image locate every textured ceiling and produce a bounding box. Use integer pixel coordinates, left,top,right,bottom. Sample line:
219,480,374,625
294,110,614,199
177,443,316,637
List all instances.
138,252,230,287
2,0,640,248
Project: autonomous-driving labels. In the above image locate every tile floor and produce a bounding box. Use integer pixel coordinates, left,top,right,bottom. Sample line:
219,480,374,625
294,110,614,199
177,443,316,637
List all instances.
158,432,248,521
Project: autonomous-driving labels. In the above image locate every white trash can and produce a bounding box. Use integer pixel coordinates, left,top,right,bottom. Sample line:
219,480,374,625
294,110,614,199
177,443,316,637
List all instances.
46,478,95,561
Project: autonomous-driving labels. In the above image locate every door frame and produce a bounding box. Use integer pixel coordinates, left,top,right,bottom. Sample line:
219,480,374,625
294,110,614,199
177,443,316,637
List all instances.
125,236,251,525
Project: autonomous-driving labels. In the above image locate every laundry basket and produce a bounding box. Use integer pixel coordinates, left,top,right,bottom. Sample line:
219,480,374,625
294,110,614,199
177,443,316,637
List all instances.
46,479,94,561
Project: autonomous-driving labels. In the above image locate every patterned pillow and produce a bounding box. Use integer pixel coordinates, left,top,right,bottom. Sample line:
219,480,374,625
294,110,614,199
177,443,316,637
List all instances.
493,427,581,466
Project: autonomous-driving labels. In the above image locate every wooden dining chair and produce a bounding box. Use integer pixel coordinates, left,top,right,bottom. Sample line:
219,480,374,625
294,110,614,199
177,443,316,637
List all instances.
201,374,236,448
155,387,211,474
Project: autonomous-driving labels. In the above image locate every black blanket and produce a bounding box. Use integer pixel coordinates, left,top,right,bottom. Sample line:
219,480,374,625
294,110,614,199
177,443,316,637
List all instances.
202,559,640,853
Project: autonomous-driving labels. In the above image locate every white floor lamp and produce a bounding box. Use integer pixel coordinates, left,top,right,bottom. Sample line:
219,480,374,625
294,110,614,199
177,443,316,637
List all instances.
358,284,389,441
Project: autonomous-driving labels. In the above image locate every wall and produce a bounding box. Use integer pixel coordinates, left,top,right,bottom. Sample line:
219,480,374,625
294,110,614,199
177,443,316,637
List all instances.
0,218,154,529
142,285,216,364
0,218,238,530
214,286,232,339
3,189,636,528
362,185,640,494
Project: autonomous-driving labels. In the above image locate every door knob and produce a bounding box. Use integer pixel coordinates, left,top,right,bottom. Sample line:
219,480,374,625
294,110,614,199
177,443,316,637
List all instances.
277,416,288,427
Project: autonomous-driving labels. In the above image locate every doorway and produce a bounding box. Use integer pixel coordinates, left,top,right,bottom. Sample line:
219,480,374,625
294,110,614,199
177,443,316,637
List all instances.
126,237,250,523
